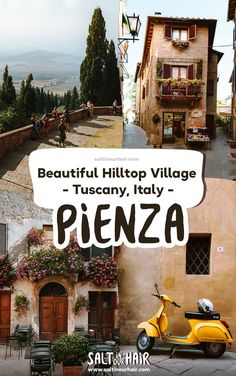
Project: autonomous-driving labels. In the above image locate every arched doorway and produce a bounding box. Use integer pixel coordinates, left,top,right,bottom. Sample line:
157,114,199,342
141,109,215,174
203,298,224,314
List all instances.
39,282,68,340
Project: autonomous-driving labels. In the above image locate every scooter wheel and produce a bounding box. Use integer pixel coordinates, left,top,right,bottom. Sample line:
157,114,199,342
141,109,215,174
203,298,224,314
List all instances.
136,330,154,353
201,342,226,358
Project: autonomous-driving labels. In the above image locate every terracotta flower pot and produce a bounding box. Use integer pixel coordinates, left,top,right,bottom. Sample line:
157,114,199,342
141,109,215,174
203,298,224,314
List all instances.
63,365,83,376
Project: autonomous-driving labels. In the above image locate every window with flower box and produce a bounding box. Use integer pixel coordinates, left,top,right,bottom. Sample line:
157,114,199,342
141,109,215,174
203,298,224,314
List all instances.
163,64,194,79
164,24,197,41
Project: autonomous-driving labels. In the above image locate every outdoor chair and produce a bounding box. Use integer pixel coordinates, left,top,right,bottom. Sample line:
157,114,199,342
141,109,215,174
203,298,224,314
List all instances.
16,325,34,347
30,357,52,376
29,348,52,376
5,334,22,360
86,343,114,376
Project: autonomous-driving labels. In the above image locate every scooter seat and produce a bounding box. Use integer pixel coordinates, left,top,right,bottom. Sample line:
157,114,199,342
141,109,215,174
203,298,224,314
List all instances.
185,311,220,320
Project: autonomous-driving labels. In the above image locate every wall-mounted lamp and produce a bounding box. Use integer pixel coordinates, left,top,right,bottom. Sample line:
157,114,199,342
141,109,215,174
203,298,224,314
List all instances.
127,13,141,41
119,13,142,43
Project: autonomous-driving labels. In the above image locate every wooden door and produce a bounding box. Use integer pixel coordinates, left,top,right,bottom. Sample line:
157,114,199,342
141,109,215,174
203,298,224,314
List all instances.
39,296,67,340
88,292,116,340
0,291,11,342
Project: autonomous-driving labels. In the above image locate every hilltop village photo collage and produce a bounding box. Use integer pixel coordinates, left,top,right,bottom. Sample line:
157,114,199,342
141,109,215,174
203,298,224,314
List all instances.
0,1,236,375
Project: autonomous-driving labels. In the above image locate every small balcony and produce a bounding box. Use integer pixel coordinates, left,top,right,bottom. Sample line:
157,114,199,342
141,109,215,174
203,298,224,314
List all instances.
156,79,203,104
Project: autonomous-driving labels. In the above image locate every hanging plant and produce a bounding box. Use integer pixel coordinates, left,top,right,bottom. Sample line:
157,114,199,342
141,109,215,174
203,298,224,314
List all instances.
14,293,30,313
73,294,89,315
26,227,45,246
64,234,80,254
86,254,119,288
17,246,85,282
0,256,17,288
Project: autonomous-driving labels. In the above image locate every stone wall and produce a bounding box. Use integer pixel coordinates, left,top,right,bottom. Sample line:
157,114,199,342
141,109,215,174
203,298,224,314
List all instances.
0,106,121,160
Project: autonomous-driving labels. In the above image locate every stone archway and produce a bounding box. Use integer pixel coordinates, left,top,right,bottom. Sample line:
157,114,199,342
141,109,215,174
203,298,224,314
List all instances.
39,282,68,340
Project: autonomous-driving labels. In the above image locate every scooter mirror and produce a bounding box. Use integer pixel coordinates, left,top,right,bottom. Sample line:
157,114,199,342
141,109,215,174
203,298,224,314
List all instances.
154,283,160,294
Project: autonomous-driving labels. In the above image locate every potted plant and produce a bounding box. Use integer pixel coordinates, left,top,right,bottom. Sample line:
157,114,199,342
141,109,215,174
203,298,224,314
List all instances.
14,293,29,314
73,294,89,315
53,333,89,376
26,227,45,246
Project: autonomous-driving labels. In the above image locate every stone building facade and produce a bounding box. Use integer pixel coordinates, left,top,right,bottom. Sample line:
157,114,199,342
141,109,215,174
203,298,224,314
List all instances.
117,178,236,350
0,190,118,343
135,16,223,146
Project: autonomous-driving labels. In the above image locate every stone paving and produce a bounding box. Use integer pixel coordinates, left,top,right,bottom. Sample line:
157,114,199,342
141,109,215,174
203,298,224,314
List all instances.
123,124,236,180
1,345,236,376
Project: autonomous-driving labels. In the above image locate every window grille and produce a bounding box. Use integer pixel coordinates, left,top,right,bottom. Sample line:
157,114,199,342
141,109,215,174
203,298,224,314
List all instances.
186,234,211,275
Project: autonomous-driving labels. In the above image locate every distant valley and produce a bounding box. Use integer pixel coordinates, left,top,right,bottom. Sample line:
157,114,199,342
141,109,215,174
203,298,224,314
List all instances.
0,49,82,94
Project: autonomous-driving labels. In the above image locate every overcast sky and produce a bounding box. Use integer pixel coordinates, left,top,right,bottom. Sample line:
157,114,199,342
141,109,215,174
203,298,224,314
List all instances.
126,0,233,99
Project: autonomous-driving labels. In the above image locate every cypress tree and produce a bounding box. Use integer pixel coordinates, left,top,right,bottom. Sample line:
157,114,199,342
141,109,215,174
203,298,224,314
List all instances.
70,86,79,109
23,73,35,115
80,7,108,105
1,65,16,105
103,40,121,105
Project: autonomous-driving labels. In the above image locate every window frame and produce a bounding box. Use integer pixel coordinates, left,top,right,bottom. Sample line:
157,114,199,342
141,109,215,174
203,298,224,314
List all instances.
80,245,114,261
172,28,188,42
186,234,212,276
0,223,8,255
164,24,197,41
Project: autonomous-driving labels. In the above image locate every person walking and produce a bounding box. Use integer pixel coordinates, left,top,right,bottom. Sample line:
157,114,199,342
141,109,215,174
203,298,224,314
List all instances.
89,101,94,118
42,113,50,138
31,113,39,140
51,107,58,118
112,99,118,115
64,109,72,132
58,117,66,148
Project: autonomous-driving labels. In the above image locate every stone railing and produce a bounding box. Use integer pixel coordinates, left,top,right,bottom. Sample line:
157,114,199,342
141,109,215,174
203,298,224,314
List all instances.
0,106,122,159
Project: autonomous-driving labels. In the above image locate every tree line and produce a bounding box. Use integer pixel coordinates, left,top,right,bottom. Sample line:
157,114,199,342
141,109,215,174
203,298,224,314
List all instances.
0,66,80,134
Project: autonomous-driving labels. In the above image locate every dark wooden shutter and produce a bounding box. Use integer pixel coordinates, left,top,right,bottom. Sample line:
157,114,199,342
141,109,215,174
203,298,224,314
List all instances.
0,224,7,255
163,64,171,78
142,86,145,99
189,25,197,40
188,64,194,79
164,25,172,39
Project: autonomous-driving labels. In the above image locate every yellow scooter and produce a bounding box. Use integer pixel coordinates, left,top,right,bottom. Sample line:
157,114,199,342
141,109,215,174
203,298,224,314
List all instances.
137,284,233,358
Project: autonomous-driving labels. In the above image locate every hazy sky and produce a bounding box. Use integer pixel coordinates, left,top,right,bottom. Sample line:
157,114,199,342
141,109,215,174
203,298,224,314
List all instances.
0,0,233,99
126,0,233,99
0,0,119,56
